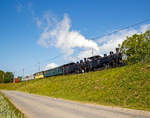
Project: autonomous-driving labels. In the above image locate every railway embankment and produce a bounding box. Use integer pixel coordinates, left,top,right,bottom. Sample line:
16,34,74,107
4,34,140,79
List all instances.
0,61,150,111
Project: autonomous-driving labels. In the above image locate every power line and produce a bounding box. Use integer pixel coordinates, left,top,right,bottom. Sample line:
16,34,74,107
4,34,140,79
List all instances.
16,17,150,76
19,53,64,76
42,54,63,63
90,17,150,40
39,16,150,65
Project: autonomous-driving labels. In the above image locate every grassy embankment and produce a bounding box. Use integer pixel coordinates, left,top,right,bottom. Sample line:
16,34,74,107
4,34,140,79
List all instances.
0,61,150,111
0,91,26,118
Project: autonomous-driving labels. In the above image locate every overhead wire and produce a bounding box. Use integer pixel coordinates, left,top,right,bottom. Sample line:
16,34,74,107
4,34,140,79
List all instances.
89,17,150,40
18,17,150,76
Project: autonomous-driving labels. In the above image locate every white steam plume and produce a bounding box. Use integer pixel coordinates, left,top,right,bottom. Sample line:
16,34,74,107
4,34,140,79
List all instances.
44,63,58,70
97,24,150,55
38,14,99,56
76,24,150,59
37,12,150,61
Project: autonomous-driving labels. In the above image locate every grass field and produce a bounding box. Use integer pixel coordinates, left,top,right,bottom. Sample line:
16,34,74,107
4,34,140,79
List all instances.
0,61,150,111
0,91,26,118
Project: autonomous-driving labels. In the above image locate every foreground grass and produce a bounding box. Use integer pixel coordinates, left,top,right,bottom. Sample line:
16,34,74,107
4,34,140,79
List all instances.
0,62,150,111
0,91,26,118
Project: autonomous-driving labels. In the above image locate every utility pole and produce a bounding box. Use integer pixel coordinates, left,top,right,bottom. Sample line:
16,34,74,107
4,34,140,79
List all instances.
2,73,4,83
91,38,94,56
13,72,15,83
38,62,40,72
22,68,24,77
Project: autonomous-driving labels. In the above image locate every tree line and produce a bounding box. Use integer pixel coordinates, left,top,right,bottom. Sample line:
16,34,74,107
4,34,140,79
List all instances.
0,70,14,83
120,30,150,64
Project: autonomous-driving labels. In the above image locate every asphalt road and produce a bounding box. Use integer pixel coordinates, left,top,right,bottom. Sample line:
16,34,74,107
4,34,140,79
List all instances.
1,90,150,118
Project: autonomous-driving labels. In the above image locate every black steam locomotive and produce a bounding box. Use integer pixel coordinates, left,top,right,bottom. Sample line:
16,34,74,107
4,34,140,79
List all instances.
34,48,125,79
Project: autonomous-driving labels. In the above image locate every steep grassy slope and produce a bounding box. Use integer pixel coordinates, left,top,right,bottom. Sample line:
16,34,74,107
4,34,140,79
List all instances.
0,62,150,111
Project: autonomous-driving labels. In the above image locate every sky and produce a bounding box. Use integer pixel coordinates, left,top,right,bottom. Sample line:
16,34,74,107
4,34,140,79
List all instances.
0,0,150,77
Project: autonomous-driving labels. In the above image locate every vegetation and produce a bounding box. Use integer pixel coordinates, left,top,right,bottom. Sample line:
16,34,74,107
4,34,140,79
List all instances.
0,91,26,118
0,30,150,112
0,70,14,83
0,60,150,111
120,30,150,64
0,70,5,83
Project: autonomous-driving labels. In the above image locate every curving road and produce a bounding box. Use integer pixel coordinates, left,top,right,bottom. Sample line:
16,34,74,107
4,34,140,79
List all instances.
1,90,150,118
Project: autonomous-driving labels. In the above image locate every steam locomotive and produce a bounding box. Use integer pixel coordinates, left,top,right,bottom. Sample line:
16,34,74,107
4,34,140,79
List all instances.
33,48,125,79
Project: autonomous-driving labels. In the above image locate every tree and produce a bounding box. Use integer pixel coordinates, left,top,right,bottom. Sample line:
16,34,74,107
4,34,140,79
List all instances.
4,72,14,83
0,70,5,83
18,76,22,81
120,30,150,64
0,70,14,83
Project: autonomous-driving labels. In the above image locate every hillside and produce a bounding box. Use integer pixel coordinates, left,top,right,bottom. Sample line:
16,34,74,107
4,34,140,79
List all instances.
0,61,150,111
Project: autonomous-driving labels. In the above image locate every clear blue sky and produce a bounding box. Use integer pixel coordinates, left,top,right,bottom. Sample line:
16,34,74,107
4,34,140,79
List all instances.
0,0,150,76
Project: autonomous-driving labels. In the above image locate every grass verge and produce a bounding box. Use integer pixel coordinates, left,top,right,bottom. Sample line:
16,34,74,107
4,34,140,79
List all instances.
0,61,150,111
0,91,26,118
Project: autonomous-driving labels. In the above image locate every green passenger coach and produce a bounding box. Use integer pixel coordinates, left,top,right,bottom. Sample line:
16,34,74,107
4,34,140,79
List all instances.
44,66,64,77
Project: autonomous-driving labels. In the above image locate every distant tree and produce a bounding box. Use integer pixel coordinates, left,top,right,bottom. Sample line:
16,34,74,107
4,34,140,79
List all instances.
17,76,22,81
120,30,150,64
4,72,14,83
0,70,5,83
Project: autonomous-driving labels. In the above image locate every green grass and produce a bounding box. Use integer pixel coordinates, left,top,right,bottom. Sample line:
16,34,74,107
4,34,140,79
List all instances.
0,61,150,111
0,91,26,118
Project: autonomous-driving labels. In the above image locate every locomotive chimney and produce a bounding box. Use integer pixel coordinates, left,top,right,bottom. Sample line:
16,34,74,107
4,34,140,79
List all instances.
104,54,107,57
84,58,86,62
80,60,83,63
110,51,113,55
116,48,119,54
